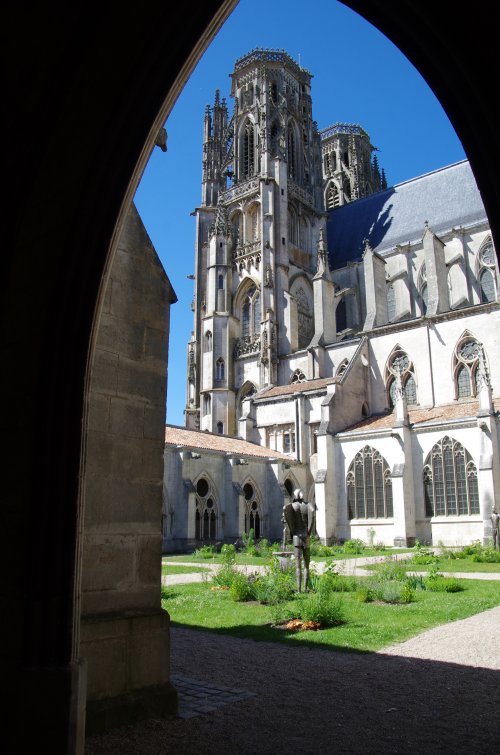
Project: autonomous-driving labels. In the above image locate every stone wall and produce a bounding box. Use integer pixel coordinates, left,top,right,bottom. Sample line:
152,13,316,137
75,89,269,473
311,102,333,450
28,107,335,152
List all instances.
80,204,178,733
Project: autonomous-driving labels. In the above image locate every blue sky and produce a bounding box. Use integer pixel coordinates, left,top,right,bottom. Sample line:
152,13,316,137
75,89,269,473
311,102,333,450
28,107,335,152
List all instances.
134,0,466,427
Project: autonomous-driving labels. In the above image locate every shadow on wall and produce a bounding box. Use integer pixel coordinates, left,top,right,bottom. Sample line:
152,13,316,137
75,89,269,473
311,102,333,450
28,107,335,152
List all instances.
327,188,396,269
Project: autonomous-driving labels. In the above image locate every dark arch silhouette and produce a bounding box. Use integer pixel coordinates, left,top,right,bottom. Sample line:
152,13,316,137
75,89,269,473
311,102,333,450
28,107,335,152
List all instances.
3,1,499,751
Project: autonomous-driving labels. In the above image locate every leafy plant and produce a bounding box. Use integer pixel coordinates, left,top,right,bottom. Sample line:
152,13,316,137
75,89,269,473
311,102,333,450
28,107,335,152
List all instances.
193,544,216,559
295,592,345,627
342,538,365,555
253,562,296,605
229,572,256,601
371,556,409,582
220,543,236,565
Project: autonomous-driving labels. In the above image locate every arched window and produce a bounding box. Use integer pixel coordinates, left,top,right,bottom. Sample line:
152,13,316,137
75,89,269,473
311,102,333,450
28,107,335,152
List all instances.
216,358,225,381
204,330,212,352
423,436,479,517
243,481,262,539
218,274,224,290
336,358,349,378
288,208,297,246
216,421,223,435
290,368,307,384
284,478,295,498
386,283,396,321
336,297,347,333
477,239,497,303
385,346,418,407
247,204,260,242
453,333,482,399
203,394,211,415
270,121,279,156
231,211,243,246
299,216,308,250
295,286,313,348
242,119,255,178
287,125,296,179
326,182,339,210
347,446,393,519
195,477,218,541
239,285,260,341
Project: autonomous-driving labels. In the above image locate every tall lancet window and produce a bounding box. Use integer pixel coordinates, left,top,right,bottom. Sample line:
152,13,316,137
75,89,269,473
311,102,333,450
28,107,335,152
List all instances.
347,446,393,519
477,239,497,303
241,286,260,340
423,436,479,517
242,119,255,178
287,125,296,179
296,286,313,348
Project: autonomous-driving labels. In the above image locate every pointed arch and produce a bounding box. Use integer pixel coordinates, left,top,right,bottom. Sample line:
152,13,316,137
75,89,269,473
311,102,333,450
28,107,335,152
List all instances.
246,201,260,242
194,473,218,542
284,476,299,499
325,180,340,210
239,116,256,179
290,277,314,349
384,344,418,407
241,478,263,539
476,237,497,303
452,331,483,399
287,120,298,179
346,445,393,519
423,436,479,516
288,205,298,246
336,358,349,378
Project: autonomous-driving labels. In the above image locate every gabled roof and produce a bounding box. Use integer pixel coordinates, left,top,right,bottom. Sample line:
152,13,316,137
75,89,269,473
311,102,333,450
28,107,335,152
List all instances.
326,160,487,269
164,425,292,461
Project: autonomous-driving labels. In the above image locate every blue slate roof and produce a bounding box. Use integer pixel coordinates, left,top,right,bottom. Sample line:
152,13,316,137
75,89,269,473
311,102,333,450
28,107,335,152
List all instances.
326,160,488,269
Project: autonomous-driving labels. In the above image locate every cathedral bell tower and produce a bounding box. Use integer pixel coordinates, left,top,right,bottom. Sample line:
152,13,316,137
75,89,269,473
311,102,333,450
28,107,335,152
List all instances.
186,49,325,436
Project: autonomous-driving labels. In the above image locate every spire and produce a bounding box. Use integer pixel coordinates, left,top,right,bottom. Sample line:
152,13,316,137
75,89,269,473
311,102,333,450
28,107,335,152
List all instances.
477,343,493,415
381,168,387,190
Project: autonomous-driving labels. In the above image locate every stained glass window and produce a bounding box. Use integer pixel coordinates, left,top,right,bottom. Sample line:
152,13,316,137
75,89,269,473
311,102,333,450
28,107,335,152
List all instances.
347,446,393,519
423,436,479,517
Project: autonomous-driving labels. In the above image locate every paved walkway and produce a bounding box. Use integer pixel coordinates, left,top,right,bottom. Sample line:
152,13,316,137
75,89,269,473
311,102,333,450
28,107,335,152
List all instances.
162,553,500,585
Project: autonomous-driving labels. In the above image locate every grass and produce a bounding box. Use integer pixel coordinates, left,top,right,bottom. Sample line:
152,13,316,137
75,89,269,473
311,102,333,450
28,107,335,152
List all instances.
161,547,412,566
405,560,500,573
161,577,500,653
161,564,209,576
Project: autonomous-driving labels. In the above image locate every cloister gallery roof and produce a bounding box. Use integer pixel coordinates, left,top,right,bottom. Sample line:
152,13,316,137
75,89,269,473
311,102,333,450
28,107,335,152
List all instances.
326,160,488,269
343,398,500,434
164,425,292,461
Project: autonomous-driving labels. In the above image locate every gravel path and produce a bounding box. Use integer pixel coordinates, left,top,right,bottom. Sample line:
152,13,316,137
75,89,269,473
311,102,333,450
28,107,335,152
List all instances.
86,563,500,755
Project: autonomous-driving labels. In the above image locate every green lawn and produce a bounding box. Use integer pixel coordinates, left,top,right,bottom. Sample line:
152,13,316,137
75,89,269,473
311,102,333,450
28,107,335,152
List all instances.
161,564,210,576
161,547,412,566
161,577,500,653
405,559,500,573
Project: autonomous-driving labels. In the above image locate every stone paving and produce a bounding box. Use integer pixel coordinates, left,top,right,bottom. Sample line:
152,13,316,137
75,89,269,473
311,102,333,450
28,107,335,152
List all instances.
171,674,255,718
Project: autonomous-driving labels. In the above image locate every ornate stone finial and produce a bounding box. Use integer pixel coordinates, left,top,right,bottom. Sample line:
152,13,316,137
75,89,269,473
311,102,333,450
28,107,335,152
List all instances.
214,89,220,106
476,343,492,392
363,238,373,255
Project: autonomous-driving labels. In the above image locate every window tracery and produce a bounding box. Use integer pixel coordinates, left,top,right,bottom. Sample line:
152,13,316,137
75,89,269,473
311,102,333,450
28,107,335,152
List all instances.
346,446,393,519
290,368,307,384
195,476,218,541
453,333,482,399
216,358,225,381
241,119,255,178
423,436,479,517
242,481,262,538
477,239,497,303
385,346,418,407
295,286,313,348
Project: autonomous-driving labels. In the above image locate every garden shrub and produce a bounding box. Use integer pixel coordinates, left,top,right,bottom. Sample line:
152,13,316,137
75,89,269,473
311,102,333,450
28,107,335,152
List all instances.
194,544,216,559
355,585,373,603
295,592,345,627
254,564,295,605
372,556,409,582
319,570,357,593
342,538,365,555
220,543,236,565
229,572,256,601
424,574,464,593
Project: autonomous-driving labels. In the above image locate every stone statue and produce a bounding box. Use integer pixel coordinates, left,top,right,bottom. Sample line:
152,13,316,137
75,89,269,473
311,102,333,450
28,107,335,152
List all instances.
491,506,500,550
282,488,316,592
